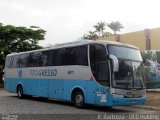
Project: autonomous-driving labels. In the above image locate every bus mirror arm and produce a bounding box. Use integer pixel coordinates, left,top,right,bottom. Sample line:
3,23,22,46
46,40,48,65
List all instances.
109,55,119,72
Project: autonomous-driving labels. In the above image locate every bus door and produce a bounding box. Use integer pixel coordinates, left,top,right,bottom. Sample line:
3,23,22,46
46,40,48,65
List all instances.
89,44,110,105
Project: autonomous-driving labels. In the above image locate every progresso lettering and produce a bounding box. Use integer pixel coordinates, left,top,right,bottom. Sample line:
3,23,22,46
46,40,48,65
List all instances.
30,69,57,77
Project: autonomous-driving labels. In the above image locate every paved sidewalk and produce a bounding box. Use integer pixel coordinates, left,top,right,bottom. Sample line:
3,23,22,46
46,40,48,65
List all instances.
142,91,160,111
133,105,160,111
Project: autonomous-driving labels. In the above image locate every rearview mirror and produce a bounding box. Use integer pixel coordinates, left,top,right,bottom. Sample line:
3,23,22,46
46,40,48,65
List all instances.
109,55,119,72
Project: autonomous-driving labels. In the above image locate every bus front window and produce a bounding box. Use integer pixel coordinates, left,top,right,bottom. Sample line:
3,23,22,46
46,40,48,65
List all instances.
108,45,145,89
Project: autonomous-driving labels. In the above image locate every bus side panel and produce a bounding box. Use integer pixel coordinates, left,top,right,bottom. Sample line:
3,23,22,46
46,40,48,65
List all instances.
49,80,63,100
86,80,110,106
36,79,49,97
4,78,38,96
65,80,88,101
95,85,109,106
63,80,70,100
86,80,97,104
49,79,88,101
63,79,109,105
23,78,37,96
6,78,49,98
4,78,17,93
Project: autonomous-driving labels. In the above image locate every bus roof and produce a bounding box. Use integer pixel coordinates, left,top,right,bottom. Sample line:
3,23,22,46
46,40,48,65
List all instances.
7,39,139,56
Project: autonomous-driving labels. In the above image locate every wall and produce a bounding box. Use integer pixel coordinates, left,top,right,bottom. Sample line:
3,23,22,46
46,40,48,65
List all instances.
150,28,160,50
120,31,146,51
98,27,160,51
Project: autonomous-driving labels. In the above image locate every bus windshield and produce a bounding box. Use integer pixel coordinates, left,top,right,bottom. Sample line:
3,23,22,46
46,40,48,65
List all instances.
108,45,145,89
108,45,142,61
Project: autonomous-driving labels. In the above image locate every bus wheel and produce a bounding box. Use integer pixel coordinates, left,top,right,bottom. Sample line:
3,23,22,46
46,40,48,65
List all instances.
17,85,24,99
74,91,85,108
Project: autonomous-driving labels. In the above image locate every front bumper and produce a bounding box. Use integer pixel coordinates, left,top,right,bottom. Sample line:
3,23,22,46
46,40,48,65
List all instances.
107,95,146,107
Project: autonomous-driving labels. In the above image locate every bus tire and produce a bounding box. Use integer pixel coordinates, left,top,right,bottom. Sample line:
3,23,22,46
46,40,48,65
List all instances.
73,90,85,108
17,85,24,99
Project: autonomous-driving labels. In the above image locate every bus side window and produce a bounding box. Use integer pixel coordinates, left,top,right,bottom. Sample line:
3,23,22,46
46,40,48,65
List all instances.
90,44,110,87
97,63,109,80
29,52,42,67
42,50,54,66
74,46,88,66
65,48,72,65
20,53,30,67
12,55,21,68
5,56,11,68
9,56,14,68
52,46,88,66
54,48,65,66
65,46,88,66
90,45,97,78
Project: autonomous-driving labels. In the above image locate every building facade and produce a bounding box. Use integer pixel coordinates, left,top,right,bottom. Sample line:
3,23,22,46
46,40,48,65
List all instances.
99,28,160,51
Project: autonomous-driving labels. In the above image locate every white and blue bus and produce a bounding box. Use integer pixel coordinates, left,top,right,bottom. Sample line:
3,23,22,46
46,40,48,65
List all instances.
4,40,146,108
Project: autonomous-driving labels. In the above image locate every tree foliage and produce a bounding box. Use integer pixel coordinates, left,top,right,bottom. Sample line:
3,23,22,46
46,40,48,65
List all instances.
0,24,46,65
83,31,98,40
107,21,124,35
93,21,106,37
82,21,123,40
82,21,111,40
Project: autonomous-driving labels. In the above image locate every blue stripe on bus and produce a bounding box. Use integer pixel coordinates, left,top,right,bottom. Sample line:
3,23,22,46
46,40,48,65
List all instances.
4,78,146,107
4,78,93,101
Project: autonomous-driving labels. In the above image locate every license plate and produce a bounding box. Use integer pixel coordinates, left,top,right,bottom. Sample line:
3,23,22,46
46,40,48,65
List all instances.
130,100,136,104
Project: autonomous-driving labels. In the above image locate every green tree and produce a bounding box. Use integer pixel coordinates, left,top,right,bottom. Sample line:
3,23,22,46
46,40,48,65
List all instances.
82,21,114,40
108,21,124,35
0,24,46,66
93,21,106,37
82,30,98,40
103,32,112,37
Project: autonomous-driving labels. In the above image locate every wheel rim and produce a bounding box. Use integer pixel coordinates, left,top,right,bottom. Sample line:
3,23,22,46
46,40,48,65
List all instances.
76,94,83,105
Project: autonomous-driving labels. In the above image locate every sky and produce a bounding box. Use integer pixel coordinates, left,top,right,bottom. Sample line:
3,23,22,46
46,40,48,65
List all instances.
1,0,160,46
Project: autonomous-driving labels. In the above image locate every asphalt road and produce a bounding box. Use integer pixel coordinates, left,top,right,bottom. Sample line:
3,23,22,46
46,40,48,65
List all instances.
0,89,159,120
